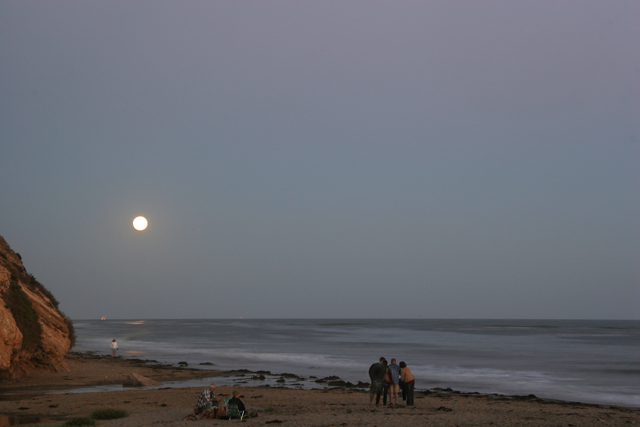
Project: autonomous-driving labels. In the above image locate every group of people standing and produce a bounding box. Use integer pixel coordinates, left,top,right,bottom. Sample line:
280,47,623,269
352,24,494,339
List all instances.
368,357,415,406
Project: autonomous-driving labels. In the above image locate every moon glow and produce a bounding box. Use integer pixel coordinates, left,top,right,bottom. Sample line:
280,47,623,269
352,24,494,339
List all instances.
133,216,148,231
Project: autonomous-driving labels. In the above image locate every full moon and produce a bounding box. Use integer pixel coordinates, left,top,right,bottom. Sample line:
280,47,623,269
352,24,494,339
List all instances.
133,216,148,231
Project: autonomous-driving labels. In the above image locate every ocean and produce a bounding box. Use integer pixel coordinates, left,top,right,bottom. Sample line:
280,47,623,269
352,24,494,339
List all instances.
72,319,639,408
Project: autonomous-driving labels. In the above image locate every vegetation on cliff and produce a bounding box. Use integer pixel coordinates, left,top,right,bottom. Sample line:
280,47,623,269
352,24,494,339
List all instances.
0,251,76,350
3,278,44,351
0,235,75,377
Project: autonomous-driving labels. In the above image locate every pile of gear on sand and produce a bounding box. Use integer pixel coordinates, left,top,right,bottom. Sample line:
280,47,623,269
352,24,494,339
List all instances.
184,384,260,421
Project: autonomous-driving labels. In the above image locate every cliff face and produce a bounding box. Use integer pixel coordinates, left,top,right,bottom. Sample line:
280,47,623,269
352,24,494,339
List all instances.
0,235,73,379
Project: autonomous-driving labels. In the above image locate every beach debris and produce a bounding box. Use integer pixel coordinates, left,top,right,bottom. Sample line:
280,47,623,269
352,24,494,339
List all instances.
184,407,226,421
327,380,355,388
436,406,453,412
265,420,284,424
123,373,163,387
315,376,340,383
183,412,200,421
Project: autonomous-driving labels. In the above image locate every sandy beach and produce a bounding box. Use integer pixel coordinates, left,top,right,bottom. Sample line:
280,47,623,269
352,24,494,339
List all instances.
1,353,638,427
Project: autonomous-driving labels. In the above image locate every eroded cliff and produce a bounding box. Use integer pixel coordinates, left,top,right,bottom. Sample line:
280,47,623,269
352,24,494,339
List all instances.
0,235,74,379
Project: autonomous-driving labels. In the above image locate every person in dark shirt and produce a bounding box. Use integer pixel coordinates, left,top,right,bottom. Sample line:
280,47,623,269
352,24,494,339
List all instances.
368,357,388,406
227,390,245,412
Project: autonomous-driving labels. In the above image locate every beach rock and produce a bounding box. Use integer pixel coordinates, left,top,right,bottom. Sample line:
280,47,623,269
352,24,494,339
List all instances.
0,235,73,379
327,380,355,388
279,372,301,379
123,372,163,387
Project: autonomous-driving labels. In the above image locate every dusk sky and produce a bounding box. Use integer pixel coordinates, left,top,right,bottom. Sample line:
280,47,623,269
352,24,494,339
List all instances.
1,1,638,320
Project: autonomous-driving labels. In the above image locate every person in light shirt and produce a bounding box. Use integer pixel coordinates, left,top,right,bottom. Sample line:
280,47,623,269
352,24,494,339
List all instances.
387,358,402,406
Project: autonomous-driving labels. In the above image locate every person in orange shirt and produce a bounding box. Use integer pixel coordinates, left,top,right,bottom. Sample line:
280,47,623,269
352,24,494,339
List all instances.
399,361,415,406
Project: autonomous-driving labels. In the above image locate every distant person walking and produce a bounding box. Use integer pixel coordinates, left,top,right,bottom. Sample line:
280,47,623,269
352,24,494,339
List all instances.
400,361,415,406
111,339,118,357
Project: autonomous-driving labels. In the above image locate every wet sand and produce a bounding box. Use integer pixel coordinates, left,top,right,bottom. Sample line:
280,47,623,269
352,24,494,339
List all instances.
1,353,638,427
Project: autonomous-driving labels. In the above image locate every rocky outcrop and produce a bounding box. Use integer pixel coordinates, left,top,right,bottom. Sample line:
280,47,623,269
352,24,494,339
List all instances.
0,235,74,379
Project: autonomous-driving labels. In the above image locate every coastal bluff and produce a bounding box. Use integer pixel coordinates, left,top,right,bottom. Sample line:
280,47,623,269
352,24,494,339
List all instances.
0,235,74,379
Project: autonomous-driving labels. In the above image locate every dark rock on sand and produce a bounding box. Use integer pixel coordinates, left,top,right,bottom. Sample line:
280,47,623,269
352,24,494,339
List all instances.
315,376,341,383
327,380,355,388
279,373,301,379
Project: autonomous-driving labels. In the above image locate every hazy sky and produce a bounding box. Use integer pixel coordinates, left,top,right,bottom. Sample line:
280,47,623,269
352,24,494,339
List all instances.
1,1,638,320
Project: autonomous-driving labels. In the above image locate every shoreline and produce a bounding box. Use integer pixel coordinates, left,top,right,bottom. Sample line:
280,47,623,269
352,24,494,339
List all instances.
1,352,638,426
0,352,222,391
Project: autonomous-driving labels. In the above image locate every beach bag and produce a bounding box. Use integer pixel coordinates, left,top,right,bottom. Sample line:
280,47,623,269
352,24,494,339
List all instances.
219,399,245,420
383,373,392,384
226,403,244,419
